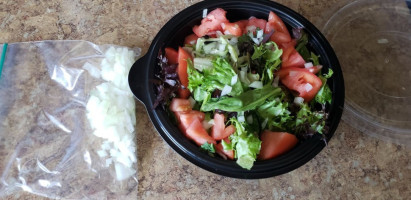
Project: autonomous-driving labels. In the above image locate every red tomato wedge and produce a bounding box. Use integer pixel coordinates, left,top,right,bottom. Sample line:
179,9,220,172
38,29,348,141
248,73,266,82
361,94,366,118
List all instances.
258,131,298,160
177,47,192,99
177,110,206,131
216,138,235,160
277,67,323,102
164,47,178,65
211,113,236,140
235,20,248,31
192,8,229,37
222,22,243,36
184,33,199,46
170,98,192,112
271,31,292,45
211,113,225,140
186,118,216,146
244,17,267,34
281,46,305,68
265,11,291,45
280,39,297,50
266,11,290,35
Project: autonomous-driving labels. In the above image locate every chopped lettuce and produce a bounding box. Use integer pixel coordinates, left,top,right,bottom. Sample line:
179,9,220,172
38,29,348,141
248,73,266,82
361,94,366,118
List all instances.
201,142,216,153
257,94,294,132
251,42,282,85
295,103,326,134
187,57,244,102
315,69,333,105
310,52,320,66
187,59,204,92
229,118,261,170
200,85,282,112
158,25,334,170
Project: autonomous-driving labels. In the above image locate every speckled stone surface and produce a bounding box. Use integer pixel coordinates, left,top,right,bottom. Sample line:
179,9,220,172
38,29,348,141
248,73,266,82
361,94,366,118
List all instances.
0,0,410,199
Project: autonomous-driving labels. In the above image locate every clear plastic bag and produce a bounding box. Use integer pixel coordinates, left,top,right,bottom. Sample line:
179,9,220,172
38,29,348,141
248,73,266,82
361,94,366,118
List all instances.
0,40,140,199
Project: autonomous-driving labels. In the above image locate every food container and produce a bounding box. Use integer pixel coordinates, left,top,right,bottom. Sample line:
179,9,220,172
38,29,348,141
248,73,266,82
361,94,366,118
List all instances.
128,0,344,179
321,0,411,147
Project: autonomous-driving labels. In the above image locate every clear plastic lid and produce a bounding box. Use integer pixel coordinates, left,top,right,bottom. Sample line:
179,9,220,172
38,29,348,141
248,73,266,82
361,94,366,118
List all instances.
322,0,411,146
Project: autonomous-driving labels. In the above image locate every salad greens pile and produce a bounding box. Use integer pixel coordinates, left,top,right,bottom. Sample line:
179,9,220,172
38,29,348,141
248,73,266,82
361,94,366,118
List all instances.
184,31,332,169
155,29,333,170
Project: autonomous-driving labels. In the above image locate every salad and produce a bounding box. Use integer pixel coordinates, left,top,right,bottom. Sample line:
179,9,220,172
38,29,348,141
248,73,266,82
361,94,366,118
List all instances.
154,8,333,170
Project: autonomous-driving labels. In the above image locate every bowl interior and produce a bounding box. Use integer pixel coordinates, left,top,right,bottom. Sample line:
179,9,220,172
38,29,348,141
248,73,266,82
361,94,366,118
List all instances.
131,0,344,179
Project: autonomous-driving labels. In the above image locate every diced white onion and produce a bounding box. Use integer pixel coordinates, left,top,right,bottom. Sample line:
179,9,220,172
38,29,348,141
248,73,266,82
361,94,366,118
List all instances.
304,83,313,92
82,62,101,78
105,158,112,167
261,118,268,129
246,26,256,34
202,119,214,130
221,85,232,96
238,115,245,123
97,150,108,158
115,162,136,181
188,97,196,108
304,62,313,68
216,31,224,37
231,75,238,85
249,81,263,89
272,75,280,87
239,71,250,85
202,9,208,18
86,47,137,181
256,29,264,38
294,97,305,105
221,23,226,29
229,37,238,45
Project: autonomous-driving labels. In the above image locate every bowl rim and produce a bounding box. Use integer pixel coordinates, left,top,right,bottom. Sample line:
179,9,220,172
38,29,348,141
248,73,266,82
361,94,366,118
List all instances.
128,0,345,179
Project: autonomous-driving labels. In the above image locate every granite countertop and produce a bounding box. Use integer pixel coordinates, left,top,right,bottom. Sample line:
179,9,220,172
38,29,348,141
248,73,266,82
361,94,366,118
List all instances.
0,0,410,199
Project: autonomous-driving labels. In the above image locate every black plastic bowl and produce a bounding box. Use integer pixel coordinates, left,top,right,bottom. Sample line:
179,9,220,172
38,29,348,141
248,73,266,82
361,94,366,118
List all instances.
128,0,344,179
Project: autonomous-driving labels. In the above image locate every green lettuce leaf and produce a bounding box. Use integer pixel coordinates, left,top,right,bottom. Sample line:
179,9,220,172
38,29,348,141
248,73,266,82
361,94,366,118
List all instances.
187,59,204,92
251,42,282,85
201,142,216,153
257,94,294,132
229,118,261,170
200,85,282,112
295,103,325,134
315,68,334,105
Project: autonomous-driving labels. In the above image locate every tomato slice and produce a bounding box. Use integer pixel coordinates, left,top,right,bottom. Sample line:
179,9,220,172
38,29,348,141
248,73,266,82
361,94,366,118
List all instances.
265,11,291,45
186,118,216,146
258,131,298,160
184,33,199,46
164,47,178,65
177,110,205,130
222,22,243,36
280,39,297,50
277,67,323,102
216,138,235,160
170,98,192,112
192,8,229,37
211,113,225,140
281,46,305,68
270,31,292,45
177,47,192,99
267,11,290,35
